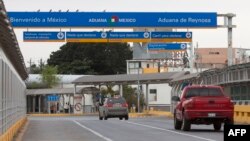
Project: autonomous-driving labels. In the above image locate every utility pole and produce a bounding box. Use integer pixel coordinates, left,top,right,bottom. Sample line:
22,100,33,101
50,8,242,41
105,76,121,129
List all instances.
28,58,34,73
39,58,44,71
189,42,194,73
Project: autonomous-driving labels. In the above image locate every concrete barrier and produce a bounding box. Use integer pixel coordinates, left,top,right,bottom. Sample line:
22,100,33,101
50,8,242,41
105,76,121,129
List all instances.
0,117,27,141
234,105,250,124
29,106,250,124
29,111,173,118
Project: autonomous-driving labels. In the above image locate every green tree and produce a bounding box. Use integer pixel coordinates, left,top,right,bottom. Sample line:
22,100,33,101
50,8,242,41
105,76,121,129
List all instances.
26,82,49,89
47,42,132,75
100,84,116,97
123,85,145,112
99,85,145,112
30,64,41,74
40,65,60,88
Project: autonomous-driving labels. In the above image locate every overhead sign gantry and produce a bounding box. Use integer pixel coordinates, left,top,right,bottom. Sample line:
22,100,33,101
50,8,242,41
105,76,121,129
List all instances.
8,12,217,27
7,12,235,66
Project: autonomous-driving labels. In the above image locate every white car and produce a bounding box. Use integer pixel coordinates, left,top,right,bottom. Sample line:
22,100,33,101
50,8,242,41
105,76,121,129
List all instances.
99,96,129,120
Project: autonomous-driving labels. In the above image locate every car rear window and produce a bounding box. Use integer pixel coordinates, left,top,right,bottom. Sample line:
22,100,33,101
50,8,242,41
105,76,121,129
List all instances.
185,88,223,98
107,98,126,104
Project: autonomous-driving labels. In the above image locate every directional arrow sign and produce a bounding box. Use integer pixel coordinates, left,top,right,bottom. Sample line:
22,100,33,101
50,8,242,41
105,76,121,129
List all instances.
148,43,187,52
23,32,65,42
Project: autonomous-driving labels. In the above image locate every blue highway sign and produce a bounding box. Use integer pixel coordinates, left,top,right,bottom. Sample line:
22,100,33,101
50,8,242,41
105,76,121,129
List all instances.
23,32,65,42
9,12,217,28
148,43,187,52
47,95,59,101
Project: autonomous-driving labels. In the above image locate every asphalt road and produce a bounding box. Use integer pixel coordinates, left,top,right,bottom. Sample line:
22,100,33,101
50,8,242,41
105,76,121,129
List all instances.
22,116,224,141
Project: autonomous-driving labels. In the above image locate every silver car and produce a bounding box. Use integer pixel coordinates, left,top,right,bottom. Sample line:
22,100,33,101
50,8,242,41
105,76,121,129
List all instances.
99,96,129,120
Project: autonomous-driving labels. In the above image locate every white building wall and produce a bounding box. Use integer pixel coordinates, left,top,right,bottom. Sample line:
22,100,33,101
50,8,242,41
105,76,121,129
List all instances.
134,83,172,111
0,43,26,135
143,84,171,105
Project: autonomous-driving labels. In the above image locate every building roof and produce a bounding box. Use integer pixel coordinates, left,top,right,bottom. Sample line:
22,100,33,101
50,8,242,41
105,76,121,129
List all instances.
26,87,100,95
73,71,188,85
27,74,87,84
0,1,28,80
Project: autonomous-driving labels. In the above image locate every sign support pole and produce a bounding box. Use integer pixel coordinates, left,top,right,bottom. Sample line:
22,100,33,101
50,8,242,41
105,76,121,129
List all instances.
227,14,235,66
190,42,194,73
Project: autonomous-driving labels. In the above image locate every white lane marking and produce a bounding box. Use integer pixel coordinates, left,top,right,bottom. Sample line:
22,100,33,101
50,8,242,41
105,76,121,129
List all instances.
126,121,216,141
73,120,113,141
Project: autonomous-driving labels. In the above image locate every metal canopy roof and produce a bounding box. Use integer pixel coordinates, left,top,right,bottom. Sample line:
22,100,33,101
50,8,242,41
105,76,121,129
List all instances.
26,87,100,95
72,71,188,85
0,1,28,80
170,72,200,83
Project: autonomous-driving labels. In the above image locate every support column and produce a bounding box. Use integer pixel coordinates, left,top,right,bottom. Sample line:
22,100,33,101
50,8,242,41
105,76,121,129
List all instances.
43,95,46,113
83,94,85,113
119,84,123,97
62,95,65,113
29,96,32,113
146,83,149,111
68,94,71,114
73,85,76,114
27,96,30,113
38,95,41,113
48,101,50,114
32,95,36,113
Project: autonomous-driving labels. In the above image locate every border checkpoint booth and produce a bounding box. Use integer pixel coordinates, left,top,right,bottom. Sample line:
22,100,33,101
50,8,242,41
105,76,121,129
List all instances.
26,87,100,114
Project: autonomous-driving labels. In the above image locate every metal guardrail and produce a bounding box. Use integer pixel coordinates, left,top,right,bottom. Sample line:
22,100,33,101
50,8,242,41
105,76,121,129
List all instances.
233,100,250,105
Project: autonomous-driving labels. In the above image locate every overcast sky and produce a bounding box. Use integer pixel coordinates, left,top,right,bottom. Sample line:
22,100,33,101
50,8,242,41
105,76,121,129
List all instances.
3,0,250,66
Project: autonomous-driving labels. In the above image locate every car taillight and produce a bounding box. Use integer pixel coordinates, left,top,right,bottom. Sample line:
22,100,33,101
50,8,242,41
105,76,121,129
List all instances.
122,103,128,107
229,100,234,109
186,99,194,109
105,103,113,107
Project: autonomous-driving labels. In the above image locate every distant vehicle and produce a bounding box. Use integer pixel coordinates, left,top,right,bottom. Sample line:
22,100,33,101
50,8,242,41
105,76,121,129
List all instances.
172,85,234,131
99,96,129,120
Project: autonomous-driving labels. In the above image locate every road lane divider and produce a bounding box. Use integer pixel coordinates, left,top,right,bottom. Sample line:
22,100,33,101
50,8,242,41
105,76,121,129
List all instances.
73,120,113,141
125,121,216,141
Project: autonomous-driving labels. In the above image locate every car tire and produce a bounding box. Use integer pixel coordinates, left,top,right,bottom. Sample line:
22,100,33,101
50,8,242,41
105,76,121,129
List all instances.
181,113,191,131
119,117,123,120
225,119,234,125
213,122,222,131
174,113,182,130
125,115,129,120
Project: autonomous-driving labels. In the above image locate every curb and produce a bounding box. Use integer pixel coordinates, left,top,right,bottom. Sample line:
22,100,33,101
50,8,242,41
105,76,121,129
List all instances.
13,120,29,141
28,111,173,119
28,113,98,117
0,117,27,141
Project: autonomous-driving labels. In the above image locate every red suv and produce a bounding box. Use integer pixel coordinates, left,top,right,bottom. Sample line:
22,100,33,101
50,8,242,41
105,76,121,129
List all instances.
172,85,234,131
